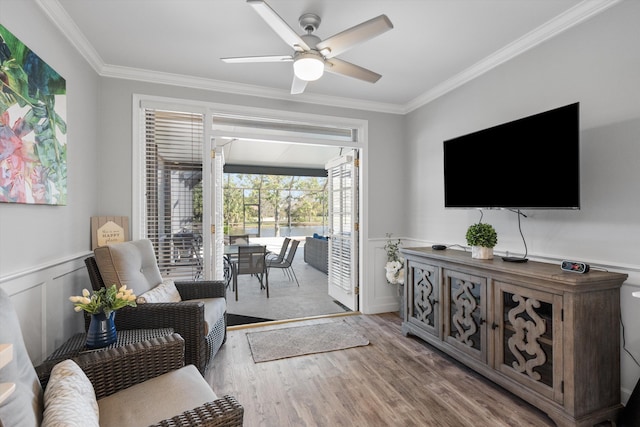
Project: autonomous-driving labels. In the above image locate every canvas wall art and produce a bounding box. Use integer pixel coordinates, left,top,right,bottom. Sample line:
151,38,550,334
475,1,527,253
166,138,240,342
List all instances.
0,24,67,205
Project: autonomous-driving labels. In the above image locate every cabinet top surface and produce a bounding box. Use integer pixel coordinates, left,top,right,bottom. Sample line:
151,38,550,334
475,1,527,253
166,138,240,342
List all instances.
400,247,627,288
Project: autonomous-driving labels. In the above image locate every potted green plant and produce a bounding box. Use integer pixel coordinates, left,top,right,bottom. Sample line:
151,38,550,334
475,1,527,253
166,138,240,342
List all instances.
465,222,498,259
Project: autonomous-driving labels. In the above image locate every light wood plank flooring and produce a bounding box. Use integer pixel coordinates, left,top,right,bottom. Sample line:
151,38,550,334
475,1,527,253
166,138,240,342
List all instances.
206,313,555,426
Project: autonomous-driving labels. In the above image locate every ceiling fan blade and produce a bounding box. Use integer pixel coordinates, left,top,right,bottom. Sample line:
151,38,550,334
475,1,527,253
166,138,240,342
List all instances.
325,58,382,83
221,55,293,63
316,15,393,58
247,0,310,52
291,75,308,94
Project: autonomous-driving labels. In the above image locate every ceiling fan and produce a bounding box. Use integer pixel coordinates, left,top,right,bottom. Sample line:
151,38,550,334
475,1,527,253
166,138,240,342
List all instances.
221,0,393,94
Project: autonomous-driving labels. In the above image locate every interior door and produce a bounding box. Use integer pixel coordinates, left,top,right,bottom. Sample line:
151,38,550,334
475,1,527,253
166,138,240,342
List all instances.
326,150,359,311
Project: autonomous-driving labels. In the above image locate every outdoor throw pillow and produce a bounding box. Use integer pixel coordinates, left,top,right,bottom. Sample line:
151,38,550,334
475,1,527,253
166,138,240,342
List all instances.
42,359,99,427
136,279,182,304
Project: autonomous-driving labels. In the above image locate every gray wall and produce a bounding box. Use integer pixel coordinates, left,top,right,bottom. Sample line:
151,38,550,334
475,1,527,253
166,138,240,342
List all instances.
0,0,101,363
96,78,407,238
2,0,639,405
404,1,640,401
0,0,100,273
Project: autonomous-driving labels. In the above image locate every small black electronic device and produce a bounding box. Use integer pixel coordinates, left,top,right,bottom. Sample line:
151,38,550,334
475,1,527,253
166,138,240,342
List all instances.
432,245,447,250
561,260,590,274
502,256,528,263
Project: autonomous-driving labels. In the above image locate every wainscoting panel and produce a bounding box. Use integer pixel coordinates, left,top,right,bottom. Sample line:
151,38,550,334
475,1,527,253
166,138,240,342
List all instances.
364,238,424,315
0,252,91,364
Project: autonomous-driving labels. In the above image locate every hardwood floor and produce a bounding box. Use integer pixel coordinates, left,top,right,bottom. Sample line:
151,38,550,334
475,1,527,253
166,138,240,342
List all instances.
206,313,555,426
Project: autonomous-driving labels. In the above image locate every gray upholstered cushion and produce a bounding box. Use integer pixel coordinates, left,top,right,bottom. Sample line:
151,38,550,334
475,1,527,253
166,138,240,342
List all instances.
97,365,217,427
94,239,163,295
191,297,226,336
0,288,43,427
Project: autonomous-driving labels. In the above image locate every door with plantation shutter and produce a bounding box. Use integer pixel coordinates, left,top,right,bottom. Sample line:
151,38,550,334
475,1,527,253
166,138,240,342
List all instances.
325,150,359,311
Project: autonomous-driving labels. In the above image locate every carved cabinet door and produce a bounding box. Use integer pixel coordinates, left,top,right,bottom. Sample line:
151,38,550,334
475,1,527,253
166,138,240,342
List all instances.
494,281,564,404
406,260,440,338
442,269,488,363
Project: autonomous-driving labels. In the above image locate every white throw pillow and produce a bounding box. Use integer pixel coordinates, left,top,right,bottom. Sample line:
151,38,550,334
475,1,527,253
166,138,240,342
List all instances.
136,279,182,304
42,359,99,427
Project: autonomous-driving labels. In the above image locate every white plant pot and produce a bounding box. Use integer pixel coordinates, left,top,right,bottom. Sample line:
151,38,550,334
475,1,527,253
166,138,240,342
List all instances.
472,246,493,260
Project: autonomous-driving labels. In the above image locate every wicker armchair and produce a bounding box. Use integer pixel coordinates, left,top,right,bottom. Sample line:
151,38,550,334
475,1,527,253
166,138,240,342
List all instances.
36,334,243,427
0,287,243,427
85,239,228,373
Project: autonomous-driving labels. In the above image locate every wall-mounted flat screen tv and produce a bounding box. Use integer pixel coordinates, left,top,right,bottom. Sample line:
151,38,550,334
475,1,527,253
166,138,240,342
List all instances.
443,102,580,210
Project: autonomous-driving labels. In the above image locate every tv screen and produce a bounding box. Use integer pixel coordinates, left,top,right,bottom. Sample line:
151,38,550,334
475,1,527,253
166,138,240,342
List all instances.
443,102,580,210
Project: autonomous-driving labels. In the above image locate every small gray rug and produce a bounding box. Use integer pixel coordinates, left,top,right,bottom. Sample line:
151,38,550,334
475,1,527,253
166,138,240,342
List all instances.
246,320,369,363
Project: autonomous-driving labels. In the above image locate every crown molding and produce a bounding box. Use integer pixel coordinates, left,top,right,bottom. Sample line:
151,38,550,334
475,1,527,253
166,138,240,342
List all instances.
403,0,623,113
35,0,104,73
38,0,621,116
101,64,406,114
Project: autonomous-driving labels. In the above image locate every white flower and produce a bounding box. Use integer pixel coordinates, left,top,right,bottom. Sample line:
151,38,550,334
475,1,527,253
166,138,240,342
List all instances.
385,260,401,273
384,234,405,285
385,260,405,285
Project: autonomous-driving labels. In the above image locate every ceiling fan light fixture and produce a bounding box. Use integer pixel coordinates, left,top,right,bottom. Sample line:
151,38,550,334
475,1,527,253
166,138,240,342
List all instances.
293,52,324,81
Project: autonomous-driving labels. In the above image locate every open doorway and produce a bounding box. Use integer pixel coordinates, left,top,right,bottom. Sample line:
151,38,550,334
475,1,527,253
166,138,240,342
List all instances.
213,140,361,325
135,98,366,325
220,169,340,324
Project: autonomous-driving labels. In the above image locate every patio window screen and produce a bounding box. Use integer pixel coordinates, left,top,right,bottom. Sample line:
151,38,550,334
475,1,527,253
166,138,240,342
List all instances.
143,108,204,280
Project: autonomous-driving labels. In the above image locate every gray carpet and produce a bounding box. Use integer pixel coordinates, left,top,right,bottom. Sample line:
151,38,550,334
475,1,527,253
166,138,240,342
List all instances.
246,320,369,363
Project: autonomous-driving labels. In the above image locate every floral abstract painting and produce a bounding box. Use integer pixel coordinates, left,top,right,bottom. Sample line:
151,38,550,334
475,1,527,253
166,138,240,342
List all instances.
0,24,67,205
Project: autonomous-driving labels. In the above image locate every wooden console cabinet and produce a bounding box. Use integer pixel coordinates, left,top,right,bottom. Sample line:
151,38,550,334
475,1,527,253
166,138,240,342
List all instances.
400,247,627,427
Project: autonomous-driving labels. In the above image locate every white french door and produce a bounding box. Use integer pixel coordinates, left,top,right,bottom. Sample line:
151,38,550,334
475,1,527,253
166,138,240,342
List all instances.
326,150,359,311
210,144,225,281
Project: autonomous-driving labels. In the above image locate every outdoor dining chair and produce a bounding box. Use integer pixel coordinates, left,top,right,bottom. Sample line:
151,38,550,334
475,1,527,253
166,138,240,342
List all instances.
233,245,269,301
267,239,300,287
228,234,250,245
266,237,291,264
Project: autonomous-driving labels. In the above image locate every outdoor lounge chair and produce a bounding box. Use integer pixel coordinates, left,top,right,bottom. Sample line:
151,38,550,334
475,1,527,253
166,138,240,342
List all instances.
85,239,227,373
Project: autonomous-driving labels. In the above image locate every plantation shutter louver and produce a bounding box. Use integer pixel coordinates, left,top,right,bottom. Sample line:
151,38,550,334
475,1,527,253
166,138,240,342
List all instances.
325,150,358,311
143,109,204,280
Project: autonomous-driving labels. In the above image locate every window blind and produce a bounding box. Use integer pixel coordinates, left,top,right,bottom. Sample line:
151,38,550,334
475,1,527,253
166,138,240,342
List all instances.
143,109,204,280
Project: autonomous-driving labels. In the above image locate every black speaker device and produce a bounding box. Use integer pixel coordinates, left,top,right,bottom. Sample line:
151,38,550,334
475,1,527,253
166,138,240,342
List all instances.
561,260,590,274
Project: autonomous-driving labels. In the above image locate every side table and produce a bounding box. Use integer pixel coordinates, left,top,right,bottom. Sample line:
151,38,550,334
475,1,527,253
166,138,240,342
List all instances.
44,328,175,366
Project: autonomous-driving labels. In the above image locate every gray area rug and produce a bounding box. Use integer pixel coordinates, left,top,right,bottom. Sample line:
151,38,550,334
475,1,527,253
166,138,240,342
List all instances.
246,320,369,363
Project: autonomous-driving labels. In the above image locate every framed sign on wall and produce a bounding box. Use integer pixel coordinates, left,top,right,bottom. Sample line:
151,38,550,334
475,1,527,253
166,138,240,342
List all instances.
91,216,130,250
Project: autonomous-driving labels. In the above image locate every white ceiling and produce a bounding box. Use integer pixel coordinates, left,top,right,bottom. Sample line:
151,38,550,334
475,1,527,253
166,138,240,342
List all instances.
39,0,619,169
